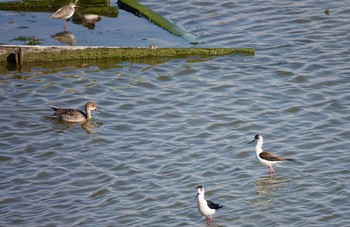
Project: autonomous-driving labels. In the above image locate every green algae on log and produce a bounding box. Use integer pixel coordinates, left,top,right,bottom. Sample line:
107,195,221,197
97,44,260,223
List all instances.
0,45,255,64
118,0,186,38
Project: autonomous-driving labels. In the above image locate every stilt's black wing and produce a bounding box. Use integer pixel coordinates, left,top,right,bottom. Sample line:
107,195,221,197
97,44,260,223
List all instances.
207,200,223,210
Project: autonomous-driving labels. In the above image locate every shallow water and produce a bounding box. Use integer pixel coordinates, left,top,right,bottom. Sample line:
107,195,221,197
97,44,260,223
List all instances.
0,2,188,47
1,0,350,226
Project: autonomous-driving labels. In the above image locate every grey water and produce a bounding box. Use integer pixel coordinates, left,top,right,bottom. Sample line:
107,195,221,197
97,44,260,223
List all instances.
1,0,350,226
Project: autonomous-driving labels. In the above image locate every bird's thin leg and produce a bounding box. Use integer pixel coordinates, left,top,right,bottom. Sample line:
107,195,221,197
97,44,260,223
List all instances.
269,166,276,174
64,20,67,31
271,166,276,173
209,215,213,224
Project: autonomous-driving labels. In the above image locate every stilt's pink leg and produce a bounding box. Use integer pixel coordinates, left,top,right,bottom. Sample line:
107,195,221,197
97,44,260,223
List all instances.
209,216,213,224
269,166,276,174
63,20,67,31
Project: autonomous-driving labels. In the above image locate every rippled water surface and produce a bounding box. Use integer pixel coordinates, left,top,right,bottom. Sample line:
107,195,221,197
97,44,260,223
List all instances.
1,0,350,226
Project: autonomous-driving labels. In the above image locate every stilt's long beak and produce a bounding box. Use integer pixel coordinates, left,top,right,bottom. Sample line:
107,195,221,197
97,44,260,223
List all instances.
247,139,256,144
195,193,199,201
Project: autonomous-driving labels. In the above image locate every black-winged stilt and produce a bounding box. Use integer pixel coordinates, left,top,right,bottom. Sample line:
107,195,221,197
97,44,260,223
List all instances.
195,185,223,224
248,134,293,174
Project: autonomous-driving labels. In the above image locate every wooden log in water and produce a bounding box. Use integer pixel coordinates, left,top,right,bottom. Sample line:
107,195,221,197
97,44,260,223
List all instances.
0,45,255,64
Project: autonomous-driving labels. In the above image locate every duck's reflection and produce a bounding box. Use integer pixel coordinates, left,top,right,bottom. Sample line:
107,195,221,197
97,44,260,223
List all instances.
81,120,103,134
51,31,76,46
48,117,102,134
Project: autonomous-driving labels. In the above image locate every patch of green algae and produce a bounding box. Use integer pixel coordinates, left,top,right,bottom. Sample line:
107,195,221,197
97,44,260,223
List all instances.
19,47,254,63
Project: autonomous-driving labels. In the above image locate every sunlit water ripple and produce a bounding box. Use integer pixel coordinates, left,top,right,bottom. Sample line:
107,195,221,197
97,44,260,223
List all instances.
1,0,350,226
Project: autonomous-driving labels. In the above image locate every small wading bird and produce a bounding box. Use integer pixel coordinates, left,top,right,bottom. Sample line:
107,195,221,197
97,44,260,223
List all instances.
248,134,293,174
51,102,98,122
49,2,78,31
195,185,223,224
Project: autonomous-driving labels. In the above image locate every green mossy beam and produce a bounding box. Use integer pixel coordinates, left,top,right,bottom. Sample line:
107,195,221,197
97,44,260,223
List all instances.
0,45,255,63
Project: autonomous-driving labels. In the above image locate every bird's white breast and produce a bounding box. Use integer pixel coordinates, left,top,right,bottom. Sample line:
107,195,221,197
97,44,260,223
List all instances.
197,197,215,216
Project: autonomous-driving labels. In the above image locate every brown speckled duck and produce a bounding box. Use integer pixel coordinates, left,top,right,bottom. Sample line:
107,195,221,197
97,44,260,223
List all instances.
51,102,98,122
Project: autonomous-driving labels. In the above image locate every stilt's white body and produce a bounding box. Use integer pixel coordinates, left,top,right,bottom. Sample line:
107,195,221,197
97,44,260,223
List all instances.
197,193,216,217
254,135,282,168
195,185,222,224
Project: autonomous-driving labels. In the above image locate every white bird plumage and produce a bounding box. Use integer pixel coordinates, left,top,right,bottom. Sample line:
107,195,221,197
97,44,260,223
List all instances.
195,185,223,224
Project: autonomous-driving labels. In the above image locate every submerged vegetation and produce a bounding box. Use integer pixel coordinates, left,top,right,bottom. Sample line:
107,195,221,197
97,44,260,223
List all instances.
10,36,43,45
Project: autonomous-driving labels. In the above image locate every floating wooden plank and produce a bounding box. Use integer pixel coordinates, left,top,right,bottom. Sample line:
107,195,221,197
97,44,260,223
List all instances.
0,45,255,64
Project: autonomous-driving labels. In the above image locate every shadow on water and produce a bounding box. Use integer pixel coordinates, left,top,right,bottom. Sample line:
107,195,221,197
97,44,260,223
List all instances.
72,13,102,30
51,31,76,46
251,175,289,206
81,120,103,134
0,54,215,74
